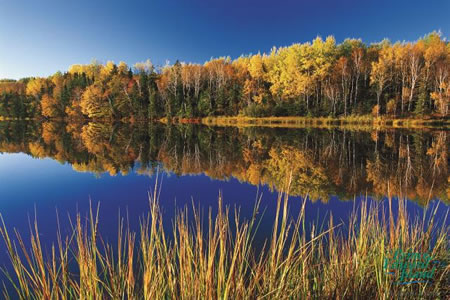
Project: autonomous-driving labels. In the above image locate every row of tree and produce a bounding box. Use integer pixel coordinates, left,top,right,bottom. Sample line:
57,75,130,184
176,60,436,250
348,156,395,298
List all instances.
1,32,448,120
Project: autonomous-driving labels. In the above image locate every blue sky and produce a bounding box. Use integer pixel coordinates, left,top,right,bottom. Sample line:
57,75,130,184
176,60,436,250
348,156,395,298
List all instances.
0,0,449,79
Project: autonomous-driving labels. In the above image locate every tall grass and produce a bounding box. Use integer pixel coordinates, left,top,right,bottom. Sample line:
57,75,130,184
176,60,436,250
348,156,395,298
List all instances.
0,187,448,299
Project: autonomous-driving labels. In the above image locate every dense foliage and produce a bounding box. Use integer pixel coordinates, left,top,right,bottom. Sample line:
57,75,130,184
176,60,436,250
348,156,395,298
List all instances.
0,32,448,120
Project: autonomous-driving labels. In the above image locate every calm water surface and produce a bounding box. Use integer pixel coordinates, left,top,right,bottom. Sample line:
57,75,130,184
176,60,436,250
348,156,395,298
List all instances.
0,121,448,265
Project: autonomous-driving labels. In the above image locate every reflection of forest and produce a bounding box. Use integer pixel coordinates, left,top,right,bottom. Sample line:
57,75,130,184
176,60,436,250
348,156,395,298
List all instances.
0,121,448,205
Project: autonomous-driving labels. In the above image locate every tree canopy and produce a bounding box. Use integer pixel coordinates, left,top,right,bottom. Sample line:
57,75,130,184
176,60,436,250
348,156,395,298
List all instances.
1,32,448,120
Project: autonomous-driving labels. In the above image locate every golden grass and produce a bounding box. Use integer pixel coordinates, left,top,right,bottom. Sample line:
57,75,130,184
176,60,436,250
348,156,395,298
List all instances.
200,115,450,130
0,185,448,299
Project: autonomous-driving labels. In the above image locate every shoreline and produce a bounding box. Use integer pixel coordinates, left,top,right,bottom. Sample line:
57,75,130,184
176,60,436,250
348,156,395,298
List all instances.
177,115,450,129
2,115,449,130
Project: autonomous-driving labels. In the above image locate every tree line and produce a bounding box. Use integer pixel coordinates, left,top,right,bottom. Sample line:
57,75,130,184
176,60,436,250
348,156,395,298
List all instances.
0,32,448,120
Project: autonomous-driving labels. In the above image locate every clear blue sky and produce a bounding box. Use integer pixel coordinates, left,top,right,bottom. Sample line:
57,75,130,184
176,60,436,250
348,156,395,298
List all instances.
1,0,449,79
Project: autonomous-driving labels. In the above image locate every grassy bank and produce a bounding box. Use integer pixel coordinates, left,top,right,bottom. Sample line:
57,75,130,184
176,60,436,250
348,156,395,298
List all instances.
0,190,448,299
0,117,35,121
2,116,448,130
200,115,450,129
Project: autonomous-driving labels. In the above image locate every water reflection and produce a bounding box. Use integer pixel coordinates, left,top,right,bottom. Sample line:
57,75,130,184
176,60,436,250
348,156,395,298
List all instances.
0,121,447,205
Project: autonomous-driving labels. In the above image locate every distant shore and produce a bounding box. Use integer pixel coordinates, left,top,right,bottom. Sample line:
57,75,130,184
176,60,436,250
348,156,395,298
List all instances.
2,115,449,130
160,115,450,129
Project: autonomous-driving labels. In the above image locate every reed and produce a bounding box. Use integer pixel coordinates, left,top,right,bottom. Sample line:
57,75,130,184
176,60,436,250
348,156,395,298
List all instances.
0,189,448,299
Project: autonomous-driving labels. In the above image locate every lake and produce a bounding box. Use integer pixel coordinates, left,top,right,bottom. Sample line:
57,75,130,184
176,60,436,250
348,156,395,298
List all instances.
0,121,448,296
0,120,448,245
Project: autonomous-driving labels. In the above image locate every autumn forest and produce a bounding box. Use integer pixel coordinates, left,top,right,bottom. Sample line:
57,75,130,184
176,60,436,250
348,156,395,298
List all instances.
0,32,449,121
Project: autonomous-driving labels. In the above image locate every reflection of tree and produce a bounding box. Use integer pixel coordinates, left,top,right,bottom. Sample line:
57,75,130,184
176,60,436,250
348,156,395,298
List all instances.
365,131,448,205
241,140,267,185
366,154,388,197
80,122,139,175
427,132,447,173
264,146,330,200
0,120,447,205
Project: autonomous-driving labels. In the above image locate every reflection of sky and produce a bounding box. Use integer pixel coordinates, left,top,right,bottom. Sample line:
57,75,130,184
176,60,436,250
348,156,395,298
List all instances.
0,153,448,268
0,153,351,230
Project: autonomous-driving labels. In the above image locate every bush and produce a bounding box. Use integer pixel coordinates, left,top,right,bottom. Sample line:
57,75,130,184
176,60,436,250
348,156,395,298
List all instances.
272,104,288,116
243,103,269,117
197,95,211,117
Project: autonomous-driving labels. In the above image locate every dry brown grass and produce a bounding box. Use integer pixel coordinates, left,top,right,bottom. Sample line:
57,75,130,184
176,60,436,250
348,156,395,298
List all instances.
0,185,448,299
